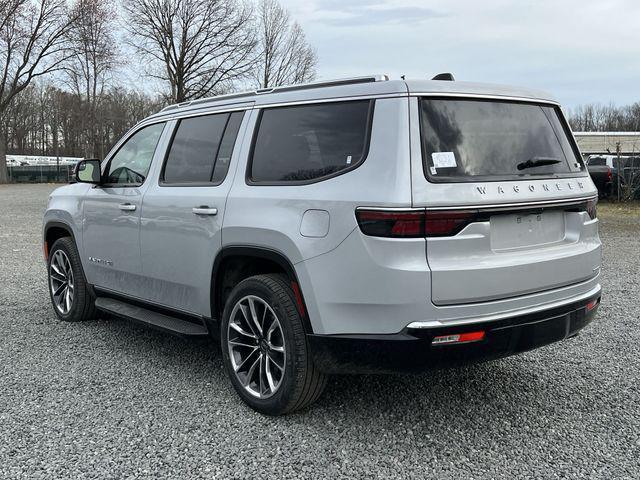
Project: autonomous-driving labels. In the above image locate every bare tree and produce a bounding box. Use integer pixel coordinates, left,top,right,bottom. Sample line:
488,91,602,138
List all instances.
254,0,316,89
123,0,256,103
3,80,165,159
66,0,118,158
0,0,73,183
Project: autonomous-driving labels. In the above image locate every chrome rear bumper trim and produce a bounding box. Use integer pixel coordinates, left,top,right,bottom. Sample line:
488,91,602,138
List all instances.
407,283,601,329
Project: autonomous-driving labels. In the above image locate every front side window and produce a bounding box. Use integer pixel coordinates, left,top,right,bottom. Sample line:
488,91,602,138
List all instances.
105,123,165,186
419,98,584,182
250,100,373,183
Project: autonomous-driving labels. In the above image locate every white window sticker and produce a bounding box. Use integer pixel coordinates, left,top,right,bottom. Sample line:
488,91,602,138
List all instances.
431,152,457,168
346,155,352,165
430,166,438,175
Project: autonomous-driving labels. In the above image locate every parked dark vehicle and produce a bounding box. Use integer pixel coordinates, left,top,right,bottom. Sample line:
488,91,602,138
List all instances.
586,157,613,197
587,156,640,199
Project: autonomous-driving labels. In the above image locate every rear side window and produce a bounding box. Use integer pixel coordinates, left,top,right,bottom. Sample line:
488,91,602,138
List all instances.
419,98,584,182
162,111,245,184
249,100,373,183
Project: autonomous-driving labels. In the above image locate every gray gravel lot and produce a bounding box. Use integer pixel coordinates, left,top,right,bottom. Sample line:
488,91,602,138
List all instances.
1,183,639,479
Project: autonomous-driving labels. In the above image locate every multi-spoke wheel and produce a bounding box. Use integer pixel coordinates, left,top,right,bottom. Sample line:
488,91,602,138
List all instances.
227,295,286,398
47,237,96,322
220,274,327,415
49,249,74,315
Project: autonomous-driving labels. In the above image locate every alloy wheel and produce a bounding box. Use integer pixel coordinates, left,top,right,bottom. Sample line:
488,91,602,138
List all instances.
49,250,74,315
227,295,286,399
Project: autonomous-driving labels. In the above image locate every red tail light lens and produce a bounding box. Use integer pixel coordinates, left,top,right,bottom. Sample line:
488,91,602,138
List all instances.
356,209,479,238
424,210,477,237
607,167,612,181
586,198,597,220
355,210,425,238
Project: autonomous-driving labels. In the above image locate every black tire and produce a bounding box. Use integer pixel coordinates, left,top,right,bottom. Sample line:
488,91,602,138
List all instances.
220,274,327,415
47,237,97,322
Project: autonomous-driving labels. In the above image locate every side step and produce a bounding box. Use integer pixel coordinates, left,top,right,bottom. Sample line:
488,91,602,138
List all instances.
95,297,209,337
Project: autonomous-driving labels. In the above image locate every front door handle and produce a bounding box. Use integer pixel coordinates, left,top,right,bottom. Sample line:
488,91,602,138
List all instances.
119,203,136,212
192,206,218,216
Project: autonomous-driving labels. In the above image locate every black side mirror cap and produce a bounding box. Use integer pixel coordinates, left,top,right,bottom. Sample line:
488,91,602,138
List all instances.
74,159,102,184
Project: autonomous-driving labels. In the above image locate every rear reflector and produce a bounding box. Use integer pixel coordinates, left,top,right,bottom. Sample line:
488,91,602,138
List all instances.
432,330,485,345
586,298,600,312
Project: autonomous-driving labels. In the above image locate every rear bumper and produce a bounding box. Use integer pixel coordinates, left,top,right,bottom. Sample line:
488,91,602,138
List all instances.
307,291,601,374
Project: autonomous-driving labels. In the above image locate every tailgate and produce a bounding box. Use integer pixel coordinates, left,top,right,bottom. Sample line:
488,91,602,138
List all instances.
426,203,601,305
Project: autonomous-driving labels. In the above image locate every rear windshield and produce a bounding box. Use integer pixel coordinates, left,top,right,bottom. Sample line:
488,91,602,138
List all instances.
419,98,585,182
587,157,606,166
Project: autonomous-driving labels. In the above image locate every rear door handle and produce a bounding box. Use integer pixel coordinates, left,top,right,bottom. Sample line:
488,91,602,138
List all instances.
118,203,136,212
192,206,218,216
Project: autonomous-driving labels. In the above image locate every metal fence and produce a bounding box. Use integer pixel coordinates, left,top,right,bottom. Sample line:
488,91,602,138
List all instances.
7,165,74,183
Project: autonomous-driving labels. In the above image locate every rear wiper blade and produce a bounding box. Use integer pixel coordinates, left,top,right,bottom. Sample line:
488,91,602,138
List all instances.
517,157,561,171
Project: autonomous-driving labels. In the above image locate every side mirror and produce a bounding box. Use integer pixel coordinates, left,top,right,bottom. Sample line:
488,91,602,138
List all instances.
74,159,101,184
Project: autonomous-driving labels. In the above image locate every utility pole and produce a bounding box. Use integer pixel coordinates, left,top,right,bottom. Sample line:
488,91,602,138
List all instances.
616,141,621,202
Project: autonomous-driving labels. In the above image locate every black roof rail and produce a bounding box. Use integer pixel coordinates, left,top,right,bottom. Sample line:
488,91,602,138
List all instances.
159,74,389,113
432,72,455,81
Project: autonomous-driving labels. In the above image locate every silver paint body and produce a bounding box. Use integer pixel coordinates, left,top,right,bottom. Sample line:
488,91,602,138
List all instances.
44,78,602,334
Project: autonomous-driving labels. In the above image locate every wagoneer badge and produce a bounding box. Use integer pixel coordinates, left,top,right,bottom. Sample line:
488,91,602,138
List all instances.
476,181,585,195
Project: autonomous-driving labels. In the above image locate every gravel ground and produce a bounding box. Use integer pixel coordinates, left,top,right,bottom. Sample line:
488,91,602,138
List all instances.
0,183,639,479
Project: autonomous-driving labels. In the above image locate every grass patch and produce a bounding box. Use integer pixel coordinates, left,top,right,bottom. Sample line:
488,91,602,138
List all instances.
597,200,640,218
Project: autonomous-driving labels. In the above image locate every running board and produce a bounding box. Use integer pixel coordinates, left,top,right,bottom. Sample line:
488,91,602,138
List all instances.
95,297,209,337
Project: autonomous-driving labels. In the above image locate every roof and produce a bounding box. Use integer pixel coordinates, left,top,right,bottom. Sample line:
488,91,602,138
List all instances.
145,74,559,122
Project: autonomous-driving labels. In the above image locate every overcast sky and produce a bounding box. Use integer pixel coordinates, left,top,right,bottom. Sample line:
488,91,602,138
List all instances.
279,0,640,109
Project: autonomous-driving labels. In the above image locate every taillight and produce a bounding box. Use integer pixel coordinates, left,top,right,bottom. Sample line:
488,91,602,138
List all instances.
356,209,479,238
355,210,424,238
607,167,612,181
424,210,477,237
586,198,597,220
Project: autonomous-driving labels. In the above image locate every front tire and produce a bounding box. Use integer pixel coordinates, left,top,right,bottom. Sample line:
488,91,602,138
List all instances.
220,274,327,415
47,237,96,322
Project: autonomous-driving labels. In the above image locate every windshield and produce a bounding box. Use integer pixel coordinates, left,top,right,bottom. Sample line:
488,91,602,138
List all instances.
420,98,585,182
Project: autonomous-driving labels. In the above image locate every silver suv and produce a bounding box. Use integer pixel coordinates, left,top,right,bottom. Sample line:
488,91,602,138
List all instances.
43,75,602,415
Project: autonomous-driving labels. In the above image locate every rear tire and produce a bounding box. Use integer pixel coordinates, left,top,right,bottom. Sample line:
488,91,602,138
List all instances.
220,274,327,415
47,237,97,322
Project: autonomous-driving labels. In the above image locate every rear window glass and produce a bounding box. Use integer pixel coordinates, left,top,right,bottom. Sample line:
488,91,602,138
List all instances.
419,98,584,182
250,100,373,183
163,114,228,183
163,111,244,184
587,157,606,166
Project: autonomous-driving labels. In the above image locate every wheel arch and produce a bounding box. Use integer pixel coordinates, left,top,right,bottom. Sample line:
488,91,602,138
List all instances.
211,246,314,334
44,221,76,261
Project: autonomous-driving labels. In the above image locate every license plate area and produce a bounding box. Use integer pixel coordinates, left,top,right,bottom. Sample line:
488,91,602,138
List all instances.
490,210,565,251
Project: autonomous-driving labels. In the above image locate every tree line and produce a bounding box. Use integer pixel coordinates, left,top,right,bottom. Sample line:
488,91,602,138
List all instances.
567,103,640,132
0,0,317,182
